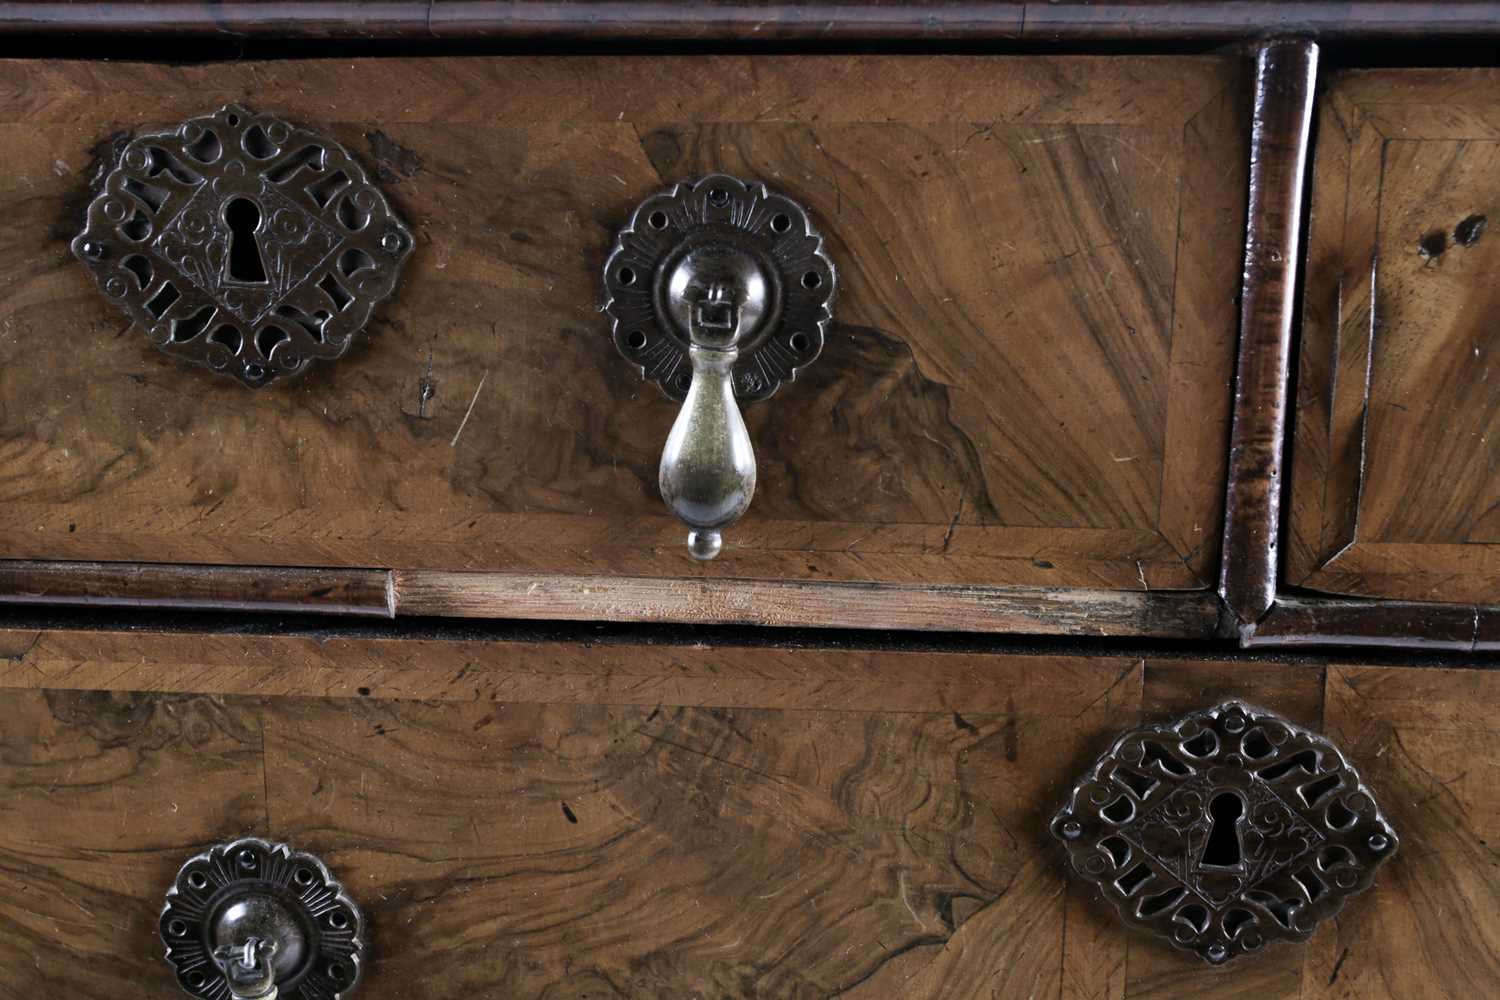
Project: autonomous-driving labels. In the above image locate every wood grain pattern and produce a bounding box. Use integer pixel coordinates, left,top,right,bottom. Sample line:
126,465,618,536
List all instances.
1290,68,1500,604
1311,664,1500,996
0,690,265,998
1218,39,1318,627
260,698,1106,997
0,639,1145,998
0,627,1490,997
391,571,1224,637
0,55,1246,601
0,622,1141,713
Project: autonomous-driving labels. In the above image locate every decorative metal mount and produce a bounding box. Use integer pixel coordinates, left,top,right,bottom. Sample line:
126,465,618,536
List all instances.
161,837,365,999
603,174,837,559
74,105,413,387
1051,702,1396,965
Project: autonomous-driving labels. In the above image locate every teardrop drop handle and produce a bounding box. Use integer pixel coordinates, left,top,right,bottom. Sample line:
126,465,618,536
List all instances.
658,282,757,560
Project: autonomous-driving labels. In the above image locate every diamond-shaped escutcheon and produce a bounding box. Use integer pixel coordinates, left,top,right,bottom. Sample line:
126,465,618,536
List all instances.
1051,701,1397,965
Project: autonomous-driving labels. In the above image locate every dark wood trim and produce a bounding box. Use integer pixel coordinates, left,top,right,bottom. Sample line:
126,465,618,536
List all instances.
1018,2,1500,40
3,2,1499,41
0,561,395,617
391,572,1223,638
1243,595,1500,652
427,0,1028,40
1217,38,1319,627
0,1,435,37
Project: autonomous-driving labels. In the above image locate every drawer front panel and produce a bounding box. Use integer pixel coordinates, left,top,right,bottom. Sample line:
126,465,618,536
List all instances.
1292,68,1500,603
1,56,1246,591
0,56,1248,593
0,631,1489,996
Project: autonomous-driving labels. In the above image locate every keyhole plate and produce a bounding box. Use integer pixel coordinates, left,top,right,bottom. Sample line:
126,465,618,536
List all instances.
1051,701,1397,965
603,173,837,402
73,104,414,387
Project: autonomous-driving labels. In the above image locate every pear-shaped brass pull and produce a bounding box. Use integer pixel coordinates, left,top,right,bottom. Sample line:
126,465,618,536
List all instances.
603,175,837,559
659,279,759,560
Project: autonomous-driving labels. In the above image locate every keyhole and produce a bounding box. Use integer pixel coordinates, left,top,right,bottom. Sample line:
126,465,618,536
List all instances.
1202,791,1245,867
224,197,268,284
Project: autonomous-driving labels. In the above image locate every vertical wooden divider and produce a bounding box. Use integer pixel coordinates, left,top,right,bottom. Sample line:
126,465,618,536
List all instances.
1219,39,1320,626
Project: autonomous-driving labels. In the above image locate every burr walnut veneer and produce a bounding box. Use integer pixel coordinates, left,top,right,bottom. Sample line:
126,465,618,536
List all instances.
1291,67,1500,607
0,55,1248,633
0,623,1492,999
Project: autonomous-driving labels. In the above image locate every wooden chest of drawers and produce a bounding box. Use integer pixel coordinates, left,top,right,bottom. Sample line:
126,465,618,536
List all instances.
3,5,1500,998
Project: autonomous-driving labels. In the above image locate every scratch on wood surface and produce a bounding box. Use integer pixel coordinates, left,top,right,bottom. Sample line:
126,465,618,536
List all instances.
417,349,436,419
0,631,42,663
940,497,964,554
450,370,489,448
897,871,934,933
1328,945,1350,985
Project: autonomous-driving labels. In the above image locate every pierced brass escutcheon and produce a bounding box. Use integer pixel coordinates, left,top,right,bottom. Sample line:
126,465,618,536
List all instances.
1053,701,1397,965
74,105,413,387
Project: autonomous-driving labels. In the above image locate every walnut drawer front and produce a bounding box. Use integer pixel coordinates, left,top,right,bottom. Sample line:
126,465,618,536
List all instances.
1292,67,1500,605
0,627,1485,997
1,55,1247,622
